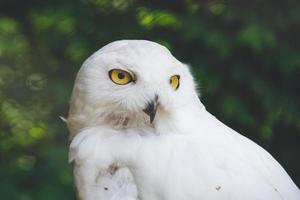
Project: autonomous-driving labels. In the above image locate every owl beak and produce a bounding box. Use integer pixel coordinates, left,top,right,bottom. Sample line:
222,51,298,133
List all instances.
143,95,158,124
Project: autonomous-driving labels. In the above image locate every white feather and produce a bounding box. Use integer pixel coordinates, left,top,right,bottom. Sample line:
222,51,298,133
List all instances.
68,40,300,200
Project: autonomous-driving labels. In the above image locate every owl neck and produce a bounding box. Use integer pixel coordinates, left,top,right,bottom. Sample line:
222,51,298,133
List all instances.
154,98,207,135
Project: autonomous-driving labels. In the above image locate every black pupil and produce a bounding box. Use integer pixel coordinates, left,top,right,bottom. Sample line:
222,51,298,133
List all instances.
118,72,125,79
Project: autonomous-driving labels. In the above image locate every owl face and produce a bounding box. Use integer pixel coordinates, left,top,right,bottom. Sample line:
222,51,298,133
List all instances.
72,40,198,125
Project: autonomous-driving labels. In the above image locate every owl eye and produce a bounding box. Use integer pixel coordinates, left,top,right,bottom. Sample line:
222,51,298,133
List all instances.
170,75,180,90
109,69,133,85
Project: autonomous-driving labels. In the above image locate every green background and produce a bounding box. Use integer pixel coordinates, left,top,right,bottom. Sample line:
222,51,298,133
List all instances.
0,0,299,199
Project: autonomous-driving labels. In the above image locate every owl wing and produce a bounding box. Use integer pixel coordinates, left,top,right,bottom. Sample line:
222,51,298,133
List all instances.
185,112,300,199
69,128,139,200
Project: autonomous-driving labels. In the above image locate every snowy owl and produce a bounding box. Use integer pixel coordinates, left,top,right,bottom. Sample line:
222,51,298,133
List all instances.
67,40,300,200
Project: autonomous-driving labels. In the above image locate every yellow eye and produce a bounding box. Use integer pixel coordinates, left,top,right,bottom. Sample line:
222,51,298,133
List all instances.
109,69,133,85
170,75,180,90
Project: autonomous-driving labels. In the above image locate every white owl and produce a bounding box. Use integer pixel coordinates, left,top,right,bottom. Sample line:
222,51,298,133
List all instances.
67,40,300,200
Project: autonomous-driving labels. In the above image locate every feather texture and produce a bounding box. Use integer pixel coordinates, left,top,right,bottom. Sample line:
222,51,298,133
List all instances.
68,40,300,200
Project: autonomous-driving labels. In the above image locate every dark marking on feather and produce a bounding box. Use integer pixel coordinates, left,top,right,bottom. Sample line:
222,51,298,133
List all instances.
216,186,221,191
122,117,129,126
108,163,119,175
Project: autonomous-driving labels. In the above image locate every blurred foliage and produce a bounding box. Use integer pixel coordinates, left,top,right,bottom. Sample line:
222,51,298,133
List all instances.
0,0,299,199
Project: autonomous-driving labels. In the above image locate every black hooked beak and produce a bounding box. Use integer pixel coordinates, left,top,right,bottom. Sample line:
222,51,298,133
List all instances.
143,95,158,124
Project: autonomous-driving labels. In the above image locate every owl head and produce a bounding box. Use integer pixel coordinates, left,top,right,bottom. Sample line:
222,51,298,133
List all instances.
67,40,201,137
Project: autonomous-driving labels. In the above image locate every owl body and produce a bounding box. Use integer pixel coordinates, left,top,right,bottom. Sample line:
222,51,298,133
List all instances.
68,40,300,200
70,103,300,200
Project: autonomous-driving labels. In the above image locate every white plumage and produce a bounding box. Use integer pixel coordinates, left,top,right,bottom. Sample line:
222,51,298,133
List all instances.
67,40,300,200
